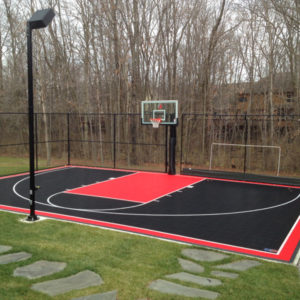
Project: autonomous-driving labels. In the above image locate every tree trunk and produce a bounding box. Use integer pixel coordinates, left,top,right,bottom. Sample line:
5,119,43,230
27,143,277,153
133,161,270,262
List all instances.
0,30,3,92
201,0,226,158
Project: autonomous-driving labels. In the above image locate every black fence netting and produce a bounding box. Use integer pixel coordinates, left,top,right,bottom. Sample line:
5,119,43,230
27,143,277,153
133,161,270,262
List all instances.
0,112,299,181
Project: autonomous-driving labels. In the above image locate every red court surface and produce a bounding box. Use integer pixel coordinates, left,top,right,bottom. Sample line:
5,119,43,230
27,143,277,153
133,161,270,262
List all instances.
65,172,204,203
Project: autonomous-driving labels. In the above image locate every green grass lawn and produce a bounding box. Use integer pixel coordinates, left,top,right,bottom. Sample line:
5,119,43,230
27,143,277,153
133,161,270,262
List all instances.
0,156,30,176
0,156,65,177
0,211,299,300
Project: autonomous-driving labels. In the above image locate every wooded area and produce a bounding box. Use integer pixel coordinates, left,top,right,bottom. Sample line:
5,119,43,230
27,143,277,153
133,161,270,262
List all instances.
0,0,299,114
0,0,299,178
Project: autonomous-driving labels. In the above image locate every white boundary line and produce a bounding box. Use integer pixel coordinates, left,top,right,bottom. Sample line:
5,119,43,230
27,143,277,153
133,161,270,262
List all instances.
293,246,300,266
12,167,76,208
277,215,300,254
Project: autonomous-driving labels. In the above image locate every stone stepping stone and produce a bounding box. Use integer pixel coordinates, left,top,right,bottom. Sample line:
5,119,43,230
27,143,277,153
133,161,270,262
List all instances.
0,252,32,265
72,290,117,300
166,272,222,286
211,270,239,279
31,270,103,297
0,245,12,254
182,248,229,262
13,260,66,279
149,279,219,299
215,259,261,271
178,258,204,273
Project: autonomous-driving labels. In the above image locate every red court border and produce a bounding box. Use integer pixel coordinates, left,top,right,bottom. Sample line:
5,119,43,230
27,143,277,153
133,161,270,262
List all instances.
0,204,299,262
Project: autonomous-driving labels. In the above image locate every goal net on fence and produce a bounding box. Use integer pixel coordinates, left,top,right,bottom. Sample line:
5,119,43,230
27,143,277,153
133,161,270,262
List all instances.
209,143,281,176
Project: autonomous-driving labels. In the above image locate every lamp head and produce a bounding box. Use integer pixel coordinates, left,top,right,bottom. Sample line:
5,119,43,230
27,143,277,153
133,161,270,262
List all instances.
28,8,55,30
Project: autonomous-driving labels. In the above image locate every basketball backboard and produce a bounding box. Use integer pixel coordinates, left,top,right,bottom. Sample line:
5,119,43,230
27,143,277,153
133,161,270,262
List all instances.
141,100,178,125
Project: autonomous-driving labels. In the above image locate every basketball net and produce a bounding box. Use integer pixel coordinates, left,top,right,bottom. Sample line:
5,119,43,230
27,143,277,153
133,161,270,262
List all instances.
150,118,162,128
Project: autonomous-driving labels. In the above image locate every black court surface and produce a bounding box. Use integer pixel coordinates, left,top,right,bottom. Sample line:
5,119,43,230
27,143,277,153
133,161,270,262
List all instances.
0,166,300,262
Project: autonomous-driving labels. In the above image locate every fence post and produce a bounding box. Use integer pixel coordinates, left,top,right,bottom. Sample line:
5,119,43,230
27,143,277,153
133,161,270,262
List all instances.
243,113,248,174
113,114,116,169
34,113,38,171
67,113,70,165
180,113,184,172
165,124,168,173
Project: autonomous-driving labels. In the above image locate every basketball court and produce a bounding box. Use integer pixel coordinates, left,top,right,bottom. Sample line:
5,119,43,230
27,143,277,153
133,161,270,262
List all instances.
1,100,299,263
1,165,300,263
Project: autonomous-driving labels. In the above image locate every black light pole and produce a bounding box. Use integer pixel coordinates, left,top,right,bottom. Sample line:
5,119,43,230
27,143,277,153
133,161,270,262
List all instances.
27,8,55,221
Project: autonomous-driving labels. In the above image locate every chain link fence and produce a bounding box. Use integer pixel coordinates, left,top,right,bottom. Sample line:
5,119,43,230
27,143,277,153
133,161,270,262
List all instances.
0,112,168,175
0,112,299,181
180,114,300,180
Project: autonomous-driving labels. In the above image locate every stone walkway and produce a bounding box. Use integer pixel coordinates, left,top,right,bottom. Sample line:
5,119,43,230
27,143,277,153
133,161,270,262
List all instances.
1,243,289,299
14,260,67,279
0,244,117,299
148,248,262,299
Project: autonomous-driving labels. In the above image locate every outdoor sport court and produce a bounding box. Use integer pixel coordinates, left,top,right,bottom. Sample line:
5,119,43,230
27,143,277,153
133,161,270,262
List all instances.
1,165,300,263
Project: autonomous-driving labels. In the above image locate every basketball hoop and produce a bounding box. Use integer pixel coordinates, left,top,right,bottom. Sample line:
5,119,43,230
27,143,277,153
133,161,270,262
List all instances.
150,118,162,128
